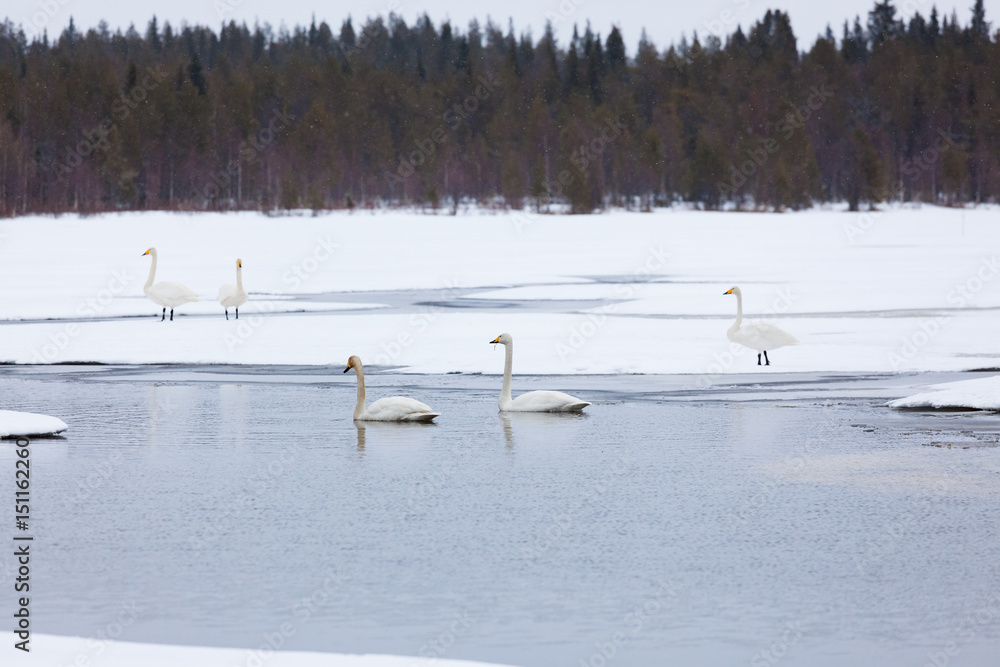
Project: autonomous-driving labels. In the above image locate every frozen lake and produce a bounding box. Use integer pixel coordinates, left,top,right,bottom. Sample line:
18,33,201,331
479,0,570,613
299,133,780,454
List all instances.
3,366,999,666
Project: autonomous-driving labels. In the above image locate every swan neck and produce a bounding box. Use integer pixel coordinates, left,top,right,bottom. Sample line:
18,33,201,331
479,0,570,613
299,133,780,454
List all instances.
145,250,157,290
236,265,243,290
353,364,366,419
500,342,513,408
733,290,743,328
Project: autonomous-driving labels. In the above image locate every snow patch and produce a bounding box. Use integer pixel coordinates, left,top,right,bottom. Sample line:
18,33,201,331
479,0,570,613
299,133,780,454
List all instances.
0,633,516,667
0,410,67,437
888,375,1000,410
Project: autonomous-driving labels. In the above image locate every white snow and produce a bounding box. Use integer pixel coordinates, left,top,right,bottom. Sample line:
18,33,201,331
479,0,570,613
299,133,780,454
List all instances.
0,633,516,667
0,409,67,437
888,374,1000,410
1,205,999,374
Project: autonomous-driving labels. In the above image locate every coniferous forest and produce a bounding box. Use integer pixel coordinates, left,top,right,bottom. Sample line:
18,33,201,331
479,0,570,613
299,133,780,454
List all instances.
0,1,997,215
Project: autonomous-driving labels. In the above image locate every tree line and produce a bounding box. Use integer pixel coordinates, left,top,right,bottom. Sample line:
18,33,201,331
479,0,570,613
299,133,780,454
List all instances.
0,1,997,215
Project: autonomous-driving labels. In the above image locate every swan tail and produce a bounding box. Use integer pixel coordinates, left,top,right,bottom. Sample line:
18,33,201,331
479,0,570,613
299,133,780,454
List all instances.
560,402,591,413
405,412,440,422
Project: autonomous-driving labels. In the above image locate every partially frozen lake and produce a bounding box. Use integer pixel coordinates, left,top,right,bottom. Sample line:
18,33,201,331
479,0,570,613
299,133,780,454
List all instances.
3,366,999,666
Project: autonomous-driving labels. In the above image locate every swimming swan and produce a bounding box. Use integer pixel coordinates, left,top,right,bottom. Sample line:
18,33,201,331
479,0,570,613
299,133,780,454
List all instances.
343,355,440,422
142,248,199,321
218,258,248,320
489,333,590,412
724,286,798,365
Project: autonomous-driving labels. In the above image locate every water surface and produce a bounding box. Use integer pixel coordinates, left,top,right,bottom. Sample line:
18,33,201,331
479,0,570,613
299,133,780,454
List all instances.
1,367,999,666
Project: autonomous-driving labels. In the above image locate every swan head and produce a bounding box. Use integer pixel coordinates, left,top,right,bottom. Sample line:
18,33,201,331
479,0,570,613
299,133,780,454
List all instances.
490,333,512,347
724,286,741,296
237,259,242,268
142,248,155,257
343,355,362,374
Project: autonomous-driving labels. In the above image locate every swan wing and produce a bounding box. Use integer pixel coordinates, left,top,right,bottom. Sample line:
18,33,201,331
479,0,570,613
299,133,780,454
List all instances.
730,320,799,351
508,390,590,413
218,284,248,307
148,281,199,306
217,283,237,302
364,396,440,422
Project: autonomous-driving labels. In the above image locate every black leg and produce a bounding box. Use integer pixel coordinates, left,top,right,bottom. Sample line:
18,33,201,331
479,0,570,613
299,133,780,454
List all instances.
170,309,174,321
235,308,239,319
757,353,762,366
161,307,165,322
225,309,229,320
764,351,770,366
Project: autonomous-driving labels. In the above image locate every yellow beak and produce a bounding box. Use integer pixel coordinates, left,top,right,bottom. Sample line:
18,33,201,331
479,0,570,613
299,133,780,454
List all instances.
142,249,150,256
490,336,500,344
724,289,733,295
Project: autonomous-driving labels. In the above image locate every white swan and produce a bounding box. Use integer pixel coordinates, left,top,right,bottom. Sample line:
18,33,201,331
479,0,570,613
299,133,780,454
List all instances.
142,248,198,321
217,258,248,320
343,355,440,422
489,333,591,412
724,286,798,365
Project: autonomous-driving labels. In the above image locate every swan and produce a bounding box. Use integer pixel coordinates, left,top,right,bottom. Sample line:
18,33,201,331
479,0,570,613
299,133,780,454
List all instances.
217,258,248,320
142,248,199,321
489,333,590,412
724,286,798,365
343,355,440,422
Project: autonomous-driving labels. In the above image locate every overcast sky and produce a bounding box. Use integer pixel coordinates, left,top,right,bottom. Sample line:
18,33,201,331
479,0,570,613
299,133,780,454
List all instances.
11,0,1000,51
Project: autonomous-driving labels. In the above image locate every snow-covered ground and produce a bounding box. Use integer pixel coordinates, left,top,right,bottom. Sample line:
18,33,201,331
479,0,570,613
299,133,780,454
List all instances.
2,205,999,374
0,409,67,436
0,633,515,667
888,374,1000,410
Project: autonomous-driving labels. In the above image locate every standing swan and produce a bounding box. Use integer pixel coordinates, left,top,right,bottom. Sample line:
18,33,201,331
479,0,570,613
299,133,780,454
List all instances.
724,286,798,366
218,258,248,320
489,333,590,412
142,248,199,321
343,356,440,422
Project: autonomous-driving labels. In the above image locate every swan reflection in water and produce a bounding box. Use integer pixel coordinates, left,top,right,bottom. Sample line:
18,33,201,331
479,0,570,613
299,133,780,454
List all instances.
355,422,366,455
352,419,438,458
499,410,589,451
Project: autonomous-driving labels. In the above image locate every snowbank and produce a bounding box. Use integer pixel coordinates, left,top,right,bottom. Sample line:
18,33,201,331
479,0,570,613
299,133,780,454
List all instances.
0,410,67,437
0,633,516,667
2,206,1000,374
888,375,1000,410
